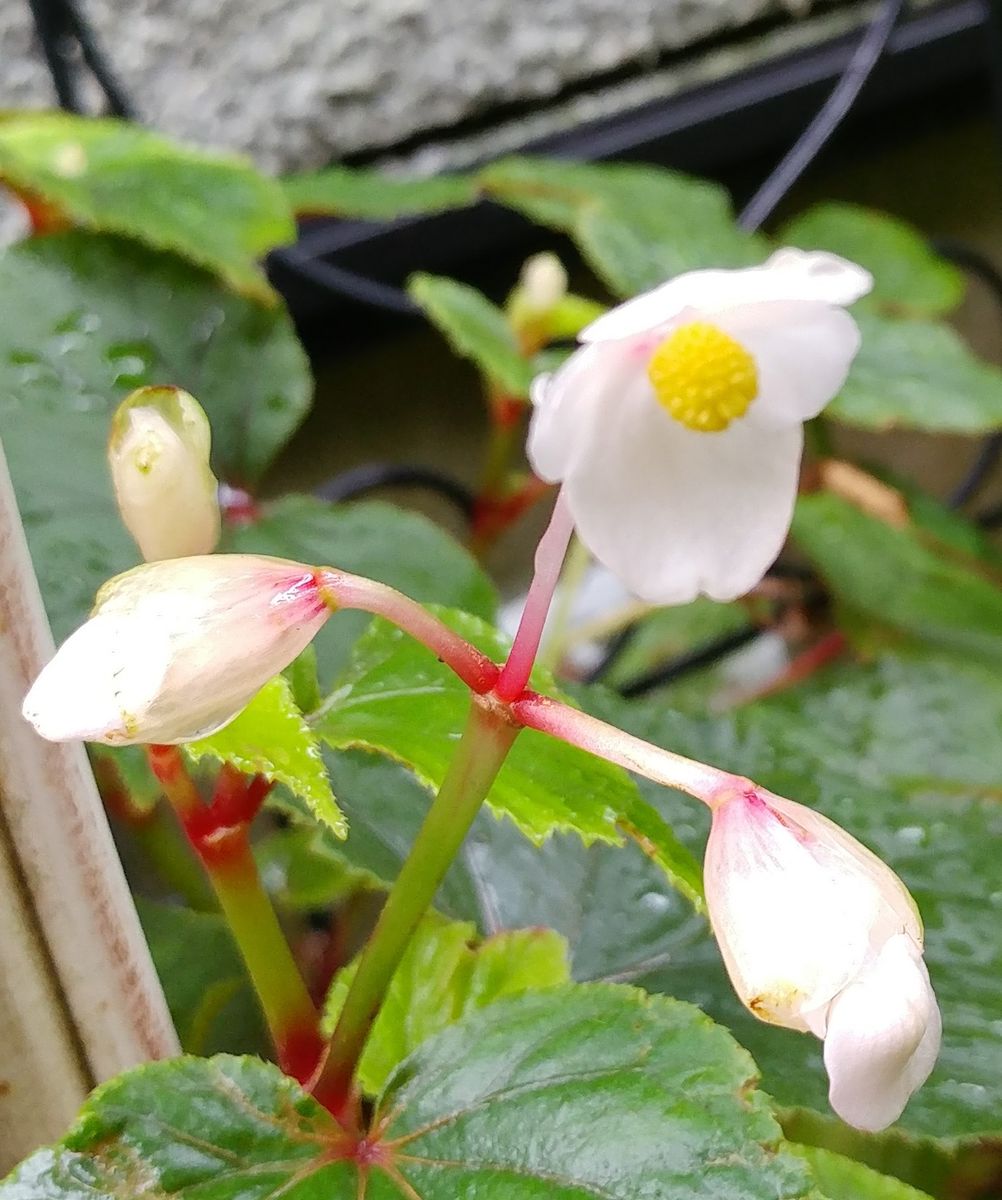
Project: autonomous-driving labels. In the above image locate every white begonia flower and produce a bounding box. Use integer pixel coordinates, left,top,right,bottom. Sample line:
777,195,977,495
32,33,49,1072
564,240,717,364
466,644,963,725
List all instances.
108,387,221,562
22,555,335,746
527,249,872,604
704,785,940,1132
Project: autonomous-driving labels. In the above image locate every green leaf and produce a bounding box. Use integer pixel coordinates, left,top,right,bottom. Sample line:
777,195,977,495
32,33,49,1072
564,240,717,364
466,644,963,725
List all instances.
282,165,476,218
0,989,824,1200
324,915,569,1094
480,156,765,296
583,654,1002,1138
313,607,703,904
0,113,294,302
779,202,965,317
408,272,534,396
138,901,267,1057
186,674,343,838
792,491,1002,661
790,1146,934,1200
227,497,497,681
0,232,312,639
831,312,1002,433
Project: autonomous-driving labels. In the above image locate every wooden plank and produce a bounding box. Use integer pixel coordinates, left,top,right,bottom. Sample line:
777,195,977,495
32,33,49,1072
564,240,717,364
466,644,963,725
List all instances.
0,435,178,1170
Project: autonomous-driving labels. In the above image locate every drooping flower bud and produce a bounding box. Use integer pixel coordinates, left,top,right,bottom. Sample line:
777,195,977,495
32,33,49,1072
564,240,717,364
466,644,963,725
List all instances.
22,555,335,746
704,785,940,1131
108,386,221,562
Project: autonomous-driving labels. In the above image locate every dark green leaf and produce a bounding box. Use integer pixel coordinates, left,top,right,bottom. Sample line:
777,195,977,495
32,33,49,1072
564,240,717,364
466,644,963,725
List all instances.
138,901,267,1057
408,272,534,397
282,166,476,218
0,233,311,638
0,113,294,301
0,989,825,1199
583,655,1002,1138
779,203,964,318
832,312,1002,433
186,674,343,838
226,497,497,681
792,491,1002,661
324,915,569,1094
480,156,764,296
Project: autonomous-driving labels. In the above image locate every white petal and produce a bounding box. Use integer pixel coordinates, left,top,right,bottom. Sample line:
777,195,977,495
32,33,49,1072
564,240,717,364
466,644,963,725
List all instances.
22,614,171,743
579,250,871,345
558,376,803,603
716,301,861,425
763,248,873,307
705,789,891,1030
824,933,941,1132
527,339,639,482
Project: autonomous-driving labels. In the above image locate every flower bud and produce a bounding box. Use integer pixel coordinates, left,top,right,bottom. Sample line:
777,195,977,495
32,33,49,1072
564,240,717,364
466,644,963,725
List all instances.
108,387,221,561
704,785,940,1131
518,253,569,314
22,555,335,746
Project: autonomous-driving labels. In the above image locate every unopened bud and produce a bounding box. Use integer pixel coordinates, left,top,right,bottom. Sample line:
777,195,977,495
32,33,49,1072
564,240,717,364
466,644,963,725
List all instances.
518,253,568,314
109,387,220,561
22,555,334,746
704,785,940,1131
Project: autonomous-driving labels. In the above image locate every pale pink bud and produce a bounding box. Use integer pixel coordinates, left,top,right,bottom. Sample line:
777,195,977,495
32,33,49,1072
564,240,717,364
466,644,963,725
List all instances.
108,387,220,561
22,555,334,746
704,785,940,1131
517,252,568,314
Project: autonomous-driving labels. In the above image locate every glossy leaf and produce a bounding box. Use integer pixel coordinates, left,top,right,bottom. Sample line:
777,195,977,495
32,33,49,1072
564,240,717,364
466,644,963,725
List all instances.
780,202,964,317
185,674,343,838
0,233,311,639
227,497,497,681
408,271,534,396
313,607,703,902
792,490,1002,661
324,916,569,1093
480,156,765,296
0,112,294,301
584,656,1002,1138
0,988,833,1200
282,165,476,218
832,312,1002,433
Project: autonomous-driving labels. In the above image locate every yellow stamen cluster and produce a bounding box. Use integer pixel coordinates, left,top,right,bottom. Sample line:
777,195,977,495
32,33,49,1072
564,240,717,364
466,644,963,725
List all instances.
647,321,758,432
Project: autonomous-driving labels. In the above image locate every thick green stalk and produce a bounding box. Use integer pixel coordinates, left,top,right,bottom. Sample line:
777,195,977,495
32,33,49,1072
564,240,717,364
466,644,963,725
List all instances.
314,701,518,1120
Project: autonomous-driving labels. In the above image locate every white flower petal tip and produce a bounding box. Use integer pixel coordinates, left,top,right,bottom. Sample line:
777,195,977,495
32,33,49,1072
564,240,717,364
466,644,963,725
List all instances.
824,934,941,1132
108,386,221,562
703,787,939,1129
22,555,334,747
527,251,871,605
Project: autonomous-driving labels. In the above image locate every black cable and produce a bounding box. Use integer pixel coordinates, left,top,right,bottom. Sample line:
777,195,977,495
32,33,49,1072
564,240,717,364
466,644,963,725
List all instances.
314,462,476,518
581,621,641,685
272,247,419,316
617,624,762,700
27,0,135,118
738,0,905,232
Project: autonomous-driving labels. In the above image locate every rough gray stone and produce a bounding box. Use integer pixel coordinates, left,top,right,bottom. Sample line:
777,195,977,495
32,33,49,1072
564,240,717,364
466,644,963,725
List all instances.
1,0,809,172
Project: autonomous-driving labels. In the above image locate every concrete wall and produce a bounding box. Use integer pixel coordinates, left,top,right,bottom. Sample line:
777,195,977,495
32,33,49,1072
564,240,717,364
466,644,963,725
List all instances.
1,0,804,171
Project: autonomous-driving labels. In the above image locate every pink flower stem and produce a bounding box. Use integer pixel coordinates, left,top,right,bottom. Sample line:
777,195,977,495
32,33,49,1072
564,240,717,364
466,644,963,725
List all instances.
512,691,739,807
495,489,576,701
318,570,499,694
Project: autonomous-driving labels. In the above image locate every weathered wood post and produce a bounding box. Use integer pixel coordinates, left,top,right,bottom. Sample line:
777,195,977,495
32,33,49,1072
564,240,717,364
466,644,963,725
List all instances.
0,437,178,1172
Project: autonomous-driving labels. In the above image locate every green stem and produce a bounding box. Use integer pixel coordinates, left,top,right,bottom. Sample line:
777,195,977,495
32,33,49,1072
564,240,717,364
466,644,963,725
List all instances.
313,701,518,1120
147,746,323,1083
209,834,324,1082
